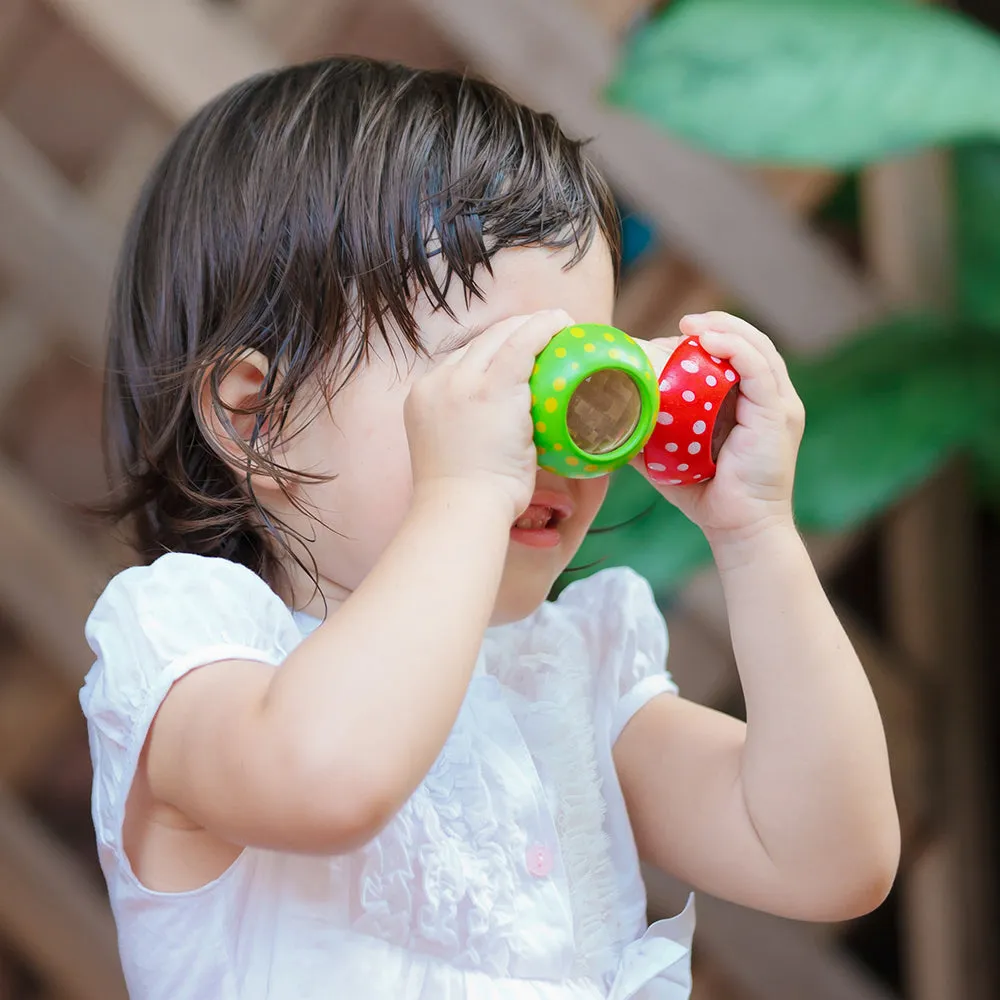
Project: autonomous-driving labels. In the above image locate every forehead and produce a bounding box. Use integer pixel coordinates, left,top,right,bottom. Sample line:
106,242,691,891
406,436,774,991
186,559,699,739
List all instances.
415,241,616,352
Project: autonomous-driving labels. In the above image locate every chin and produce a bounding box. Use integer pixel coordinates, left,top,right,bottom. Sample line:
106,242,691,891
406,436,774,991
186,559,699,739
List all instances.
491,564,560,625
492,537,582,624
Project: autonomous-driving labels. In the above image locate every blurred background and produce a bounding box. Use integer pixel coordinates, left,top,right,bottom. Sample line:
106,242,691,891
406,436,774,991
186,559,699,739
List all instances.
0,0,998,998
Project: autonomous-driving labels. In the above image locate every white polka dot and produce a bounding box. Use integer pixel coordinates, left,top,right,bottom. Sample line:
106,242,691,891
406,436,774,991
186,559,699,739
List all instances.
682,390,695,402
657,412,674,425
660,380,671,391
665,442,679,453
725,369,737,382
710,355,722,363
705,375,718,387
704,402,713,411
677,463,689,472
681,359,699,374
688,442,702,455
688,340,698,347
693,420,707,434
694,474,703,480
648,463,666,472
669,479,683,485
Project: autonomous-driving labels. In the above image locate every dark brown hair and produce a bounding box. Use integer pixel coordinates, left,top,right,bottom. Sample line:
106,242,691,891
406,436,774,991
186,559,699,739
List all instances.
103,56,621,593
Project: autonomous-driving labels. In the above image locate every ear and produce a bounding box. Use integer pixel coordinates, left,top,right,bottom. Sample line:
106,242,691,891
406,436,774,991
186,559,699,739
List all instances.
198,348,281,488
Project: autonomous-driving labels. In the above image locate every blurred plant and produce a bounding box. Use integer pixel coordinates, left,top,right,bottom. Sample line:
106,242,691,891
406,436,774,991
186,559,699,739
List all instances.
566,0,1000,595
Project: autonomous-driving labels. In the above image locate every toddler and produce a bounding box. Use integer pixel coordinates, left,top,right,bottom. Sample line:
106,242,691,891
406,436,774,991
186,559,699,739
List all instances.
81,57,899,1000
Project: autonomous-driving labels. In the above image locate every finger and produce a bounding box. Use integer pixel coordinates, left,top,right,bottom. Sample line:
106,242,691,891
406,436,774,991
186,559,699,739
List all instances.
485,310,575,385
681,311,795,403
690,329,780,410
441,314,533,368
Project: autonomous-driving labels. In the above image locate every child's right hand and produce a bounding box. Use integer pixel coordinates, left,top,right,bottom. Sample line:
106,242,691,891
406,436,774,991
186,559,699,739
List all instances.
405,309,574,522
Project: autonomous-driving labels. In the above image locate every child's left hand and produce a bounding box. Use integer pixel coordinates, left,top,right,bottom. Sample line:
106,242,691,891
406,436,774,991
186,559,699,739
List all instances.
638,311,805,547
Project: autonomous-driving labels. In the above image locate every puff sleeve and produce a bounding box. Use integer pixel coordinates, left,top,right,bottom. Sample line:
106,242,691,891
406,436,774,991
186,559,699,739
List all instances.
557,567,677,744
79,552,305,855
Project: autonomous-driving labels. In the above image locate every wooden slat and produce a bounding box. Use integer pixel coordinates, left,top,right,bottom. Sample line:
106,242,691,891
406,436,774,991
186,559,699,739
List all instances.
648,168,844,341
48,0,279,123
661,609,734,709
577,0,653,35
864,145,996,1000
0,115,115,362
52,0,882,350
413,0,882,353
615,165,841,341
0,655,77,788
883,466,995,1000
0,788,126,1000
0,0,53,97
861,153,954,309
244,0,357,59
82,116,169,232
0,302,50,407
0,458,105,685
2,14,148,184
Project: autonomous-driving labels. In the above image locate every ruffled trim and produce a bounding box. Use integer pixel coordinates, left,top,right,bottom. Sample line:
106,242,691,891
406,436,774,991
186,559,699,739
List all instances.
352,693,522,975
487,613,621,980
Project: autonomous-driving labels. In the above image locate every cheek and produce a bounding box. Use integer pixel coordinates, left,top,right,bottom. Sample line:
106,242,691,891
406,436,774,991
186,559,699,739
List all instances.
566,476,611,542
579,477,611,518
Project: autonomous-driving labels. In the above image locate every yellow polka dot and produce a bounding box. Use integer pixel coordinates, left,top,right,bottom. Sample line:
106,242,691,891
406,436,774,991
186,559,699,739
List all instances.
538,447,546,456
584,343,595,353
644,370,652,380
553,377,566,391
535,421,546,433
608,349,620,360
585,464,599,473
571,363,580,371
533,363,540,376
565,456,580,466
544,398,558,413
603,332,616,342
571,326,586,338
531,395,537,406
555,347,567,358
554,443,563,451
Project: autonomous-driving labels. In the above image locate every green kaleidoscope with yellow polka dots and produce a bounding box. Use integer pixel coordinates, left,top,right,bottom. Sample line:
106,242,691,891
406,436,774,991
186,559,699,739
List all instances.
529,323,660,479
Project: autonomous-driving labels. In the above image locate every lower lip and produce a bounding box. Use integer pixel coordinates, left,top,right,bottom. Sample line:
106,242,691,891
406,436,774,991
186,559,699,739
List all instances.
509,526,562,549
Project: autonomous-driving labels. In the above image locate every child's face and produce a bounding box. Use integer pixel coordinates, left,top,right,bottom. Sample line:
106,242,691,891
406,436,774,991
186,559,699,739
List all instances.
275,239,616,624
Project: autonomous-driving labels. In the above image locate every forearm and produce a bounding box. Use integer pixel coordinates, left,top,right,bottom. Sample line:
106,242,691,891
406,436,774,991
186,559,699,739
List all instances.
262,479,510,815
712,522,900,894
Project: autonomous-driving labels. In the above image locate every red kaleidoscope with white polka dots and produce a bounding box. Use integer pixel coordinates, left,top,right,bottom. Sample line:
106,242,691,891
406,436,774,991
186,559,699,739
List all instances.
642,338,740,486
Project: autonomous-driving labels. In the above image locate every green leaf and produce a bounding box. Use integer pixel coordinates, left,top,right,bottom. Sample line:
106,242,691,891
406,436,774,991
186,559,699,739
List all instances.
955,143,1000,331
607,0,1000,168
790,320,1000,529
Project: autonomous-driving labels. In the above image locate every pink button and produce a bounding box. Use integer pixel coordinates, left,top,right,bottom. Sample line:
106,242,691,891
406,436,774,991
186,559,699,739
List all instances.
526,843,554,878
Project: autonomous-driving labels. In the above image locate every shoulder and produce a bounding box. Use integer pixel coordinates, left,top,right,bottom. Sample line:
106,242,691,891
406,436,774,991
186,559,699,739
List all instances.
88,551,281,624
552,567,677,740
555,565,658,618
81,553,302,745
552,566,666,658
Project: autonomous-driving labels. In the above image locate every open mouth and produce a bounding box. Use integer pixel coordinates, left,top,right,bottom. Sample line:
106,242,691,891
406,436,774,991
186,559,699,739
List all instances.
513,506,563,531
511,491,575,538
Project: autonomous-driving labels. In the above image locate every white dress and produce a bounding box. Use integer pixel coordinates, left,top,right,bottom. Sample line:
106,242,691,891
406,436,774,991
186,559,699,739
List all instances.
81,553,695,1000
